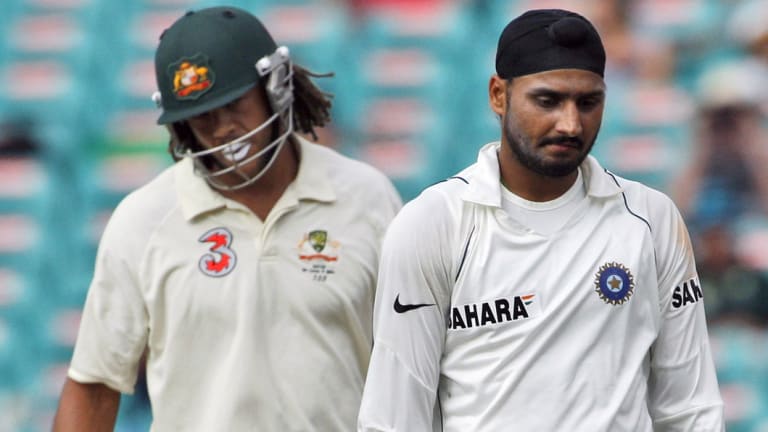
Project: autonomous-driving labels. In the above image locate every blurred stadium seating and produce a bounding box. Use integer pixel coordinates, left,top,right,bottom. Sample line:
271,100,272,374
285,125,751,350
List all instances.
0,0,766,430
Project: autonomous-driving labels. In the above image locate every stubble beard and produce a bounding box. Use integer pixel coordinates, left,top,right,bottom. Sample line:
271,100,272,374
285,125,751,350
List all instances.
502,110,596,178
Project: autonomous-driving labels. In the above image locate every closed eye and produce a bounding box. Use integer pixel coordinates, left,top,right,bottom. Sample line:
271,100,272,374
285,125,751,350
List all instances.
528,89,605,111
577,98,601,112
535,95,560,109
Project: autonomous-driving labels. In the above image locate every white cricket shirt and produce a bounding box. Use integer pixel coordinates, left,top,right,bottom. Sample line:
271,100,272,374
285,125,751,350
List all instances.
69,136,402,431
358,142,724,432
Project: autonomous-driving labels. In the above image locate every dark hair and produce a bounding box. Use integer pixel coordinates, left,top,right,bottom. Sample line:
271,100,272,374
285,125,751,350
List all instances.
292,64,334,140
166,63,334,161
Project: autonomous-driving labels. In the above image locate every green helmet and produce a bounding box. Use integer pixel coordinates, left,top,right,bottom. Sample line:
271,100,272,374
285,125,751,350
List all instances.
153,6,278,124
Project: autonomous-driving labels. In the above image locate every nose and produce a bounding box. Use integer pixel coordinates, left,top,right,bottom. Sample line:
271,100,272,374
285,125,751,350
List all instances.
555,102,583,137
210,108,237,140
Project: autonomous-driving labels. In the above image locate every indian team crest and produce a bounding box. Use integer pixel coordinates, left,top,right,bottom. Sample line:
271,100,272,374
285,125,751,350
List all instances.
198,227,237,277
297,229,340,282
594,262,634,305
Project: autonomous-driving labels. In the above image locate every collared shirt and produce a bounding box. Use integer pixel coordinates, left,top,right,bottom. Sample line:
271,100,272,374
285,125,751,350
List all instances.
358,142,724,432
69,136,402,431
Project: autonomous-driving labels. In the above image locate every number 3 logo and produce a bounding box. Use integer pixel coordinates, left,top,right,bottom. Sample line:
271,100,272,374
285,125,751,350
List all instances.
198,227,237,277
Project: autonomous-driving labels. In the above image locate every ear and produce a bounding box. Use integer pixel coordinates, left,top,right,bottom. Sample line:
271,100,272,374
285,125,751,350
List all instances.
488,74,507,117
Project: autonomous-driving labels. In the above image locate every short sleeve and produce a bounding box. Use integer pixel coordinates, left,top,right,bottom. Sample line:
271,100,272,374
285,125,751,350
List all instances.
68,205,150,394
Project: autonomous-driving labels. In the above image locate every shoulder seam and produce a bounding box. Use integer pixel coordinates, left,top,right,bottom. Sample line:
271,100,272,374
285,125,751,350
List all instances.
455,224,476,282
605,170,652,233
435,176,469,185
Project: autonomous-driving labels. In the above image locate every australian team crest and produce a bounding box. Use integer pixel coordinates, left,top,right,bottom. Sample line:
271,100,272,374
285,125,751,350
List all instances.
168,53,215,100
308,230,327,253
594,262,634,305
298,229,340,282
299,230,339,261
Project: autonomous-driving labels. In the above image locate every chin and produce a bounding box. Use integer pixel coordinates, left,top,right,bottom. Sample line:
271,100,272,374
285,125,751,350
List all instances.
535,157,584,177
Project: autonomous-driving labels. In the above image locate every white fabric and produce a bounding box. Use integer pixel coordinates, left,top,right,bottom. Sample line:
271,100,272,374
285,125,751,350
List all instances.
358,142,724,432
500,166,587,235
69,136,402,431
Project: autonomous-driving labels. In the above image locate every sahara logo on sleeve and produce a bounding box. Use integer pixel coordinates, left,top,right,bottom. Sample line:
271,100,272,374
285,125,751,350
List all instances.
198,227,237,277
672,277,703,309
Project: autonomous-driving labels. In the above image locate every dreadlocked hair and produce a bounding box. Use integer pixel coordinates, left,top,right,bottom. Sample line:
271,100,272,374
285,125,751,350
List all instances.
291,64,334,141
166,122,199,163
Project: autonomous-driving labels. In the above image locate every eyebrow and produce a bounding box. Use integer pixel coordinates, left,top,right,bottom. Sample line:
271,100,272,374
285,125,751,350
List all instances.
526,87,606,99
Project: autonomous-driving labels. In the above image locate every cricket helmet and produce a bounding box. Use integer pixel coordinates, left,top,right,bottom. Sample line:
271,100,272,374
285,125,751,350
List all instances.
153,6,286,124
152,6,295,191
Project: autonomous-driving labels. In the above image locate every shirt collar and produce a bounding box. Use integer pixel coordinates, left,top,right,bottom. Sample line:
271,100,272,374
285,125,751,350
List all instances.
462,141,623,207
289,135,337,202
176,134,337,221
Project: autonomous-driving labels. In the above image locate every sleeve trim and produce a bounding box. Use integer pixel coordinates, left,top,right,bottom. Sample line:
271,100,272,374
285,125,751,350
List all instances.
68,367,135,395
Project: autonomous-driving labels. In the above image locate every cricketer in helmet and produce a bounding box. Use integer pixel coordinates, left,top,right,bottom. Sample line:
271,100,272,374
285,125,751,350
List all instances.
152,6,332,191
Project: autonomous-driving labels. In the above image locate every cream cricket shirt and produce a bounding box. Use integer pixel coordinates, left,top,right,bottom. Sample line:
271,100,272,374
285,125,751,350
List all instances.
69,137,402,431
358,142,724,432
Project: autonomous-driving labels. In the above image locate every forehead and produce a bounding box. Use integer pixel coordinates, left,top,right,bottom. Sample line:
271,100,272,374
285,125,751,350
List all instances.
509,69,606,94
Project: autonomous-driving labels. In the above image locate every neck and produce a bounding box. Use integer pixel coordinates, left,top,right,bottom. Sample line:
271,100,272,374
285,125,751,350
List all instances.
218,137,300,220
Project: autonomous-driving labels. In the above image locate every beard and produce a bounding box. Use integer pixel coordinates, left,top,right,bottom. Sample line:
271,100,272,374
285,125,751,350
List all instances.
502,109,597,178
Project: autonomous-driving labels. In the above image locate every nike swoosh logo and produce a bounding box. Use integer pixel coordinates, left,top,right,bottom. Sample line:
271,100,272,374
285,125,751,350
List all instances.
393,294,435,313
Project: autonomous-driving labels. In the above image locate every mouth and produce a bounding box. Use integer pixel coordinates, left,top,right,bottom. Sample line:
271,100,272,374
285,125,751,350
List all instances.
542,139,583,152
223,141,252,162
550,142,580,149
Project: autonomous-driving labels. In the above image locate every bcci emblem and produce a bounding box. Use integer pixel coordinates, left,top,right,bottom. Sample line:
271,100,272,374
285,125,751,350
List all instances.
594,262,634,305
